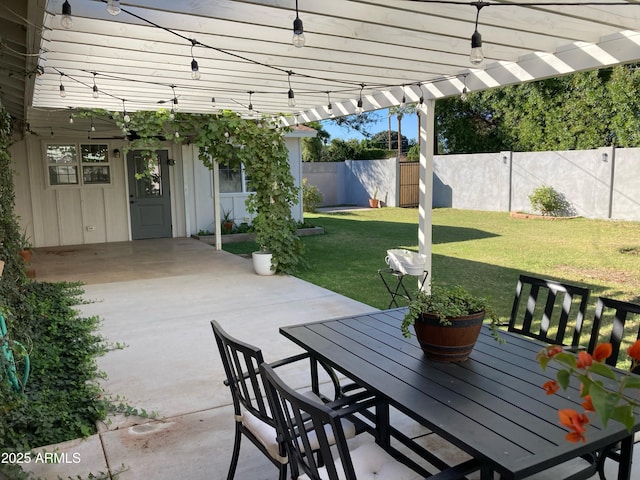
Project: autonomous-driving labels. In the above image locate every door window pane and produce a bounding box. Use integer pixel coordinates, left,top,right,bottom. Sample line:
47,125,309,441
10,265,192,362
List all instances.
135,156,162,197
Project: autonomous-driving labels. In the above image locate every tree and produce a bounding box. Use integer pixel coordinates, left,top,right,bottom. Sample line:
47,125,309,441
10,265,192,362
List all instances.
301,121,330,162
328,111,378,138
435,64,640,153
390,104,417,158
368,130,408,151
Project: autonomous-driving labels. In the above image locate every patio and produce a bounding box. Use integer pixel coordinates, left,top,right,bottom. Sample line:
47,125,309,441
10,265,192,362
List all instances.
18,238,639,479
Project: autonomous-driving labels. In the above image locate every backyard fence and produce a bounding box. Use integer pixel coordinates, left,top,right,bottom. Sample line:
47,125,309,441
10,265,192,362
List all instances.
302,147,640,222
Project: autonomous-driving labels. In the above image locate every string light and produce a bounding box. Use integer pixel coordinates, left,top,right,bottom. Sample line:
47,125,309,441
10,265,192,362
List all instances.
461,75,469,101
61,0,72,29
418,83,425,105
356,84,365,115
470,2,489,65
292,0,305,48
106,0,121,16
287,72,296,107
170,86,178,119
59,73,66,98
326,91,334,117
190,39,201,80
211,97,216,108
400,85,406,108
122,99,130,123
68,111,74,124
92,72,99,99
247,91,254,113
90,118,96,132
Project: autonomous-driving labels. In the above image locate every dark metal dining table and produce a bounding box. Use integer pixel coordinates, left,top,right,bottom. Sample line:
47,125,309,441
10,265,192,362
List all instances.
280,308,639,480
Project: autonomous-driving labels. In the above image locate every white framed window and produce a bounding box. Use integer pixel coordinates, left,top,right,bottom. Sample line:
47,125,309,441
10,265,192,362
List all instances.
219,163,254,193
46,143,111,186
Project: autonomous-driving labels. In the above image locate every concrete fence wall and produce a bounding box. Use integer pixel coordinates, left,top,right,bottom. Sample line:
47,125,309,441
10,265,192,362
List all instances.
302,147,640,221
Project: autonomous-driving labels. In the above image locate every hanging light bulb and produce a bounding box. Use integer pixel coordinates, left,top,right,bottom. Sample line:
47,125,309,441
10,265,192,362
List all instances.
90,119,96,132
326,91,334,118
68,112,74,124
92,73,99,99
122,100,130,124
61,0,73,29
211,97,216,108
292,0,305,48
460,75,470,101
356,84,365,115
174,130,180,138
470,2,488,65
169,108,175,120
418,83,425,105
287,72,296,107
247,91,254,114
59,74,66,98
173,96,179,111
106,0,121,16
400,87,406,108
190,40,201,80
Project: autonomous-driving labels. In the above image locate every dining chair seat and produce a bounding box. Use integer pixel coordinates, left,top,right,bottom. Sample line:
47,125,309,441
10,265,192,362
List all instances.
297,441,423,480
241,398,358,464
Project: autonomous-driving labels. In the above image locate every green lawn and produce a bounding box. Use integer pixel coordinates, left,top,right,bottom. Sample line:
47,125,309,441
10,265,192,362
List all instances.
224,208,640,321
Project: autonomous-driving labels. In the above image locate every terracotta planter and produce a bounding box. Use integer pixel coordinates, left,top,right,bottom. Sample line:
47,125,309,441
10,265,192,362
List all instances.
369,198,380,208
19,249,32,263
413,311,485,362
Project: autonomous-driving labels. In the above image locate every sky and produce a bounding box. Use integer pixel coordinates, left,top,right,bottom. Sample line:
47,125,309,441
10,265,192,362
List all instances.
320,108,419,145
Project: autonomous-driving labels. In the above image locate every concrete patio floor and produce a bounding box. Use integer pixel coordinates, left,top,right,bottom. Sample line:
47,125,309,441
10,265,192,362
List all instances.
19,238,639,480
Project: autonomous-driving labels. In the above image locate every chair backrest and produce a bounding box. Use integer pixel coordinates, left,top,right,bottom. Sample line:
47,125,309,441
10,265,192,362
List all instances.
0,313,29,392
211,320,271,422
260,362,355,480
587,297,640,372
508,275,590,347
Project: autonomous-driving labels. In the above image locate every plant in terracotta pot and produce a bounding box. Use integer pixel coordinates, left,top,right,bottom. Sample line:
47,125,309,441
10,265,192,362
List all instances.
18,228,32,263
221,208,235,234
401,284,502,362
369,187,380,208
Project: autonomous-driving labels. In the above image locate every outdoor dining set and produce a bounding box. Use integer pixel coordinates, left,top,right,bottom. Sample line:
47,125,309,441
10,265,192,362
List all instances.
212,274,640,480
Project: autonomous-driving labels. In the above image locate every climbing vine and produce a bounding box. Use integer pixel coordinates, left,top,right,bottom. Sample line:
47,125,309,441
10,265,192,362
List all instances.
77,109,306,273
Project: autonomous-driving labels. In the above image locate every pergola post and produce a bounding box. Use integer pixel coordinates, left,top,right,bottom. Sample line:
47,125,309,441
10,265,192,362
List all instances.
213,160,222,251
418,100,435,292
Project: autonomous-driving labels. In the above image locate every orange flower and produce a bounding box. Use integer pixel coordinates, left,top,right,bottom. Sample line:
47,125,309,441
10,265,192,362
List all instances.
543,380,559,395
627,340,640,362
559,408,589,440
593,343,612,362
566,431,586,443
547,345,563,358
581,395,595,412
576,351,593,369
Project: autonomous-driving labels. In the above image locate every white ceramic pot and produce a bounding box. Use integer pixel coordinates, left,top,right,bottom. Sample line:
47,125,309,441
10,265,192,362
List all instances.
252,251,275,276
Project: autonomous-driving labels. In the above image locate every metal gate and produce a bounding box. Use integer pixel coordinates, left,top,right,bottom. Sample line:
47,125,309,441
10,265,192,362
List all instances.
399,162,420,207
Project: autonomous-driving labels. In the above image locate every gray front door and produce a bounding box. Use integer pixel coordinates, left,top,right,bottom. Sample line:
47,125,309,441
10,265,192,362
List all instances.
128,150,172,240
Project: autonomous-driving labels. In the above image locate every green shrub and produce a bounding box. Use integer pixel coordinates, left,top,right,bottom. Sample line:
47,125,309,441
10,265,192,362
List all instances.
302,178,324,213
528,185,570,216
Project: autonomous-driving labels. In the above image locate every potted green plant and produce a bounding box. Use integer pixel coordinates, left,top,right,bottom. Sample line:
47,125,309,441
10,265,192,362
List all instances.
369,187,380,208
221,208,235,234
401,284,502,362
18,228,33,263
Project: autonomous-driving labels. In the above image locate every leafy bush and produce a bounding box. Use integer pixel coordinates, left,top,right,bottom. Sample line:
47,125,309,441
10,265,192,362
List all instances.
302,178,323,213
528,185,570,216
1,282,110,454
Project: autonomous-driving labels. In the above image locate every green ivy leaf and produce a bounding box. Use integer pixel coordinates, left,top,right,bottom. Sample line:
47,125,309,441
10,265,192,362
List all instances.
622,375,640,390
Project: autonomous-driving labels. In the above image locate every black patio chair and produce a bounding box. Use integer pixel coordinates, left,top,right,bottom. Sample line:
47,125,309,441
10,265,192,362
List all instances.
587,296,640,372
507,275,590,348
211,320,366,480
260,361,483,480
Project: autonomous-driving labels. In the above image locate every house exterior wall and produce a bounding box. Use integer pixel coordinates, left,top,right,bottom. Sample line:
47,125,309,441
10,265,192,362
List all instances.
184,136,305,236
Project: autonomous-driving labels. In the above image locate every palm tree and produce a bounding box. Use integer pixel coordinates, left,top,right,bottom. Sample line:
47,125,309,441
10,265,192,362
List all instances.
389,103,417,159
